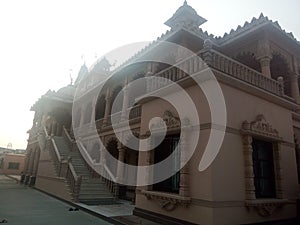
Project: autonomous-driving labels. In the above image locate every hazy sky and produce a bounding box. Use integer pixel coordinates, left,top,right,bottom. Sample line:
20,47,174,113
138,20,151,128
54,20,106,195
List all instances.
0,0,299,149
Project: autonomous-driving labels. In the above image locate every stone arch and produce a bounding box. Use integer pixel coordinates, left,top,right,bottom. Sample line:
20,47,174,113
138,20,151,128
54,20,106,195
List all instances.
124,133,139,166
83,102,92,124
105,137,119,174
236,52,261,72
95,94,106,120
270,53,292,96
110,85,123,113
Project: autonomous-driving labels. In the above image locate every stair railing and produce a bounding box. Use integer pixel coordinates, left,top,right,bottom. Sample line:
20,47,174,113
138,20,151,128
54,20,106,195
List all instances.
102,164,117,196
66,160,82,202
41,125,64,176
61,127,118,197
77,140,117,196
62,126,74,150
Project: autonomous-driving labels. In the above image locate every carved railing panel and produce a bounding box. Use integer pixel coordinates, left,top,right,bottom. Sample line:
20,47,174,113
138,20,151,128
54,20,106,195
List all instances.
200,49,283,96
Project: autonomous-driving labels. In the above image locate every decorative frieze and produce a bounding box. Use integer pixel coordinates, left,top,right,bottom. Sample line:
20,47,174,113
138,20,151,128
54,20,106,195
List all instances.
241,114,282,140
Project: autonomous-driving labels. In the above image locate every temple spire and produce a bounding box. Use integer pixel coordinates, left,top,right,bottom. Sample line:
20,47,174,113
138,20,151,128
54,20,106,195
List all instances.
165,1,207,29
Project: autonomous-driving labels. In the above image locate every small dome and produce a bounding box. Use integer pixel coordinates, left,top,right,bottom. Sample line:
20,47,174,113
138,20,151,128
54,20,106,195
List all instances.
91,57,111,73
57,84,75,98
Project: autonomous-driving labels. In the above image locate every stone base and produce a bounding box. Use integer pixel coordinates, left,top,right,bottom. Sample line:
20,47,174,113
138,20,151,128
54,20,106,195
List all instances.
24,175,30,185
29,176,36,187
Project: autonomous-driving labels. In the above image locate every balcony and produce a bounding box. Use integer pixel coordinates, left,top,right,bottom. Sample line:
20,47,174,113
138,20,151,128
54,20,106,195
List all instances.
146,48,285,98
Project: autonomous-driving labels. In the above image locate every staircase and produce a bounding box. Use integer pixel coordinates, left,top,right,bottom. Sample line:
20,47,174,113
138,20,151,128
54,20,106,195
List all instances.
49,134,115,205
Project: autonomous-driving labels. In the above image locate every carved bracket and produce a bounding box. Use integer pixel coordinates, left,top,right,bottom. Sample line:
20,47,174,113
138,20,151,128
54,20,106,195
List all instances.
141,190,191,211
245,200,288,217
150,110,181,130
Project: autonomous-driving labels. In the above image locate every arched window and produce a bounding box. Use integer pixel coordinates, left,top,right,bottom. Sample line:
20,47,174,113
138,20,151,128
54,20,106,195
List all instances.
110,86,123,114
83,102,92,124
106,138,119,174
95,95,106,120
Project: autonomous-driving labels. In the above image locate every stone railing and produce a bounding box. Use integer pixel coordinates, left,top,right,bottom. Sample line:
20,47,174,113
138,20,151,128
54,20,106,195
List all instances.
129,104,142,120
77,140,117,197
200,49,284,96
66,162,82,202
42,125,82,202
146,48,284,97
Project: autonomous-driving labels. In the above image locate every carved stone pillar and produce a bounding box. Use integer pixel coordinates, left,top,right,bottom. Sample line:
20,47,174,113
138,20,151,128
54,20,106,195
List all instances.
21,151,30,183
179,126,190,197
25,150,35,185
259,56,272,78
242,135,256,200
103,88,112,126
121,78,130,121
274,144,284,198
30,149,40,186
290,73,300,104
32,149,40,176
116,142,125,183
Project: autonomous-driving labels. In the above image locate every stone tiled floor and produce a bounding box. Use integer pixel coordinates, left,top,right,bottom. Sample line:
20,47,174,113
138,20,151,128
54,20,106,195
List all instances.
0,175,161,225
0,175,112,225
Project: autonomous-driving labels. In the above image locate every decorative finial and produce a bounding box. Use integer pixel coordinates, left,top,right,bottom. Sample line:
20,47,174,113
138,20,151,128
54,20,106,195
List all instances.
81,54,85,64
184,0,187,5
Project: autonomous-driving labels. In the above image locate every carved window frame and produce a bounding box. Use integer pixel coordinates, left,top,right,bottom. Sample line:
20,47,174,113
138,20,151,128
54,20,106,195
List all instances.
141,110,192,211
241,114,288,217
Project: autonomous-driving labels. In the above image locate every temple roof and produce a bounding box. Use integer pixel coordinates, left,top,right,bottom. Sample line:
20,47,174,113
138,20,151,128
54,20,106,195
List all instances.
215,13,300,46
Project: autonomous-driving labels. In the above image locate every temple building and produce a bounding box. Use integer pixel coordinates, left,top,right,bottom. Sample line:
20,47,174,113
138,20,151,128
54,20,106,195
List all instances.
23,2,300,225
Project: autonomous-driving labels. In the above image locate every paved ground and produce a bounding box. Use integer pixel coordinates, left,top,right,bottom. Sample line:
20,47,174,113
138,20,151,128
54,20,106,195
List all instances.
0,175,112,225
0,175,160,225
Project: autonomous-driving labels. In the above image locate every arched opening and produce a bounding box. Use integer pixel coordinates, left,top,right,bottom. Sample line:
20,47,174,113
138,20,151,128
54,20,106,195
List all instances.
95,95,106,120
110,85,123,114
270,54,291,96
236,52,261,72
106,138,119,175
83,102,92,124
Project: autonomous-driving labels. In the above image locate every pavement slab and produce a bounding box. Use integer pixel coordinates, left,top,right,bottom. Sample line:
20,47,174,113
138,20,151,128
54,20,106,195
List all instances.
0,175,112,225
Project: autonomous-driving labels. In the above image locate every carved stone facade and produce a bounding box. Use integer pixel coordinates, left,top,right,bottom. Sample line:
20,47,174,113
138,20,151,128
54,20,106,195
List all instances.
24,2,300,225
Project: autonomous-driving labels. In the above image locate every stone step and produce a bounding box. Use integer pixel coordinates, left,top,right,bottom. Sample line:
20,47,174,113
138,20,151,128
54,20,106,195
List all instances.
79,197,115,205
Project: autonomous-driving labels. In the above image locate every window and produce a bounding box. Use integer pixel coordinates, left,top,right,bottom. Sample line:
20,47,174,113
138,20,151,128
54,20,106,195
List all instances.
252,139,276,198
8,162,20,170
153,135,180,193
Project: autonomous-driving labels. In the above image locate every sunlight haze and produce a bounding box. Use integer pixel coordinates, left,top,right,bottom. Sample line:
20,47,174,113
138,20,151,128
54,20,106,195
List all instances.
0,0,299,149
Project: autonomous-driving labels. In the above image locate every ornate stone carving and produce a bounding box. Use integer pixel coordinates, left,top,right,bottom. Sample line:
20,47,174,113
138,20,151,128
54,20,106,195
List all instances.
142,190,191,211
150,110,181,130
241,114,282,140
245,201,287,217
